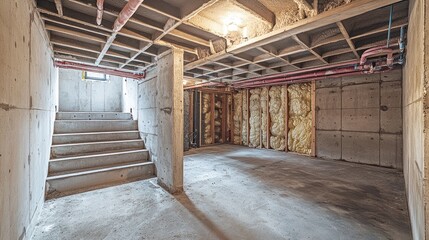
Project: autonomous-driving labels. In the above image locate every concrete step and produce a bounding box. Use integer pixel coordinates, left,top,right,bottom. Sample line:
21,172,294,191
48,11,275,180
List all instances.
52,131,140,144
51,139,145,158
56,112,133,120
46,162,155,199
49,149,149,175
54,120,138,133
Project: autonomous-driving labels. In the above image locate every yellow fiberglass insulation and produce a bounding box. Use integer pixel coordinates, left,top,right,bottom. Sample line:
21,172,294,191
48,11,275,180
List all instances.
269,86,286,151
249,88,261,148
202,93,213,145
260,87,269,148
233,92,242,144
242,91,248,145
288,83,312,154
227,95,231,142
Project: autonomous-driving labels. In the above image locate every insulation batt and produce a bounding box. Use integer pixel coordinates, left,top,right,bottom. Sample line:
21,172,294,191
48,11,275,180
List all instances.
242,91,248,145
249,88,261,148
214,96,222,143
269,86,286,151
202,93,213,145
233,92,243,144
260,87,269,148
287,83,312,155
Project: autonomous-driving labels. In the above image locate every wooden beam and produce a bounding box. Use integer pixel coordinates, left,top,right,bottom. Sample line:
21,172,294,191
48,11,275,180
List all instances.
50,35,100,54
41,15,110,37
266,89,270,149
45,24,105,43
246,89,250,146
292,34,328,64
336,21,360,59
141,0,181,21
54,0,63,16
232,0,275,26
311,81,316,157
169,29,211,47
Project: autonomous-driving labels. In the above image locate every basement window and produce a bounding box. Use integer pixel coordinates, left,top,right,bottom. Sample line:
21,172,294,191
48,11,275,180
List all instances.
83,71,109,81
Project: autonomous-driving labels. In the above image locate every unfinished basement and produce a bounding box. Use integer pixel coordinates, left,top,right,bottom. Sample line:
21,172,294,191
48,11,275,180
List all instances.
1,0,428,239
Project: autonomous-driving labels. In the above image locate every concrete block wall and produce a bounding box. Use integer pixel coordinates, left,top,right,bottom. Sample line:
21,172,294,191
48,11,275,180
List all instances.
315,69,403,169
137,48,184,193
403,0,428,239
123,78,139,119
0,1,58,239
58,69,123,112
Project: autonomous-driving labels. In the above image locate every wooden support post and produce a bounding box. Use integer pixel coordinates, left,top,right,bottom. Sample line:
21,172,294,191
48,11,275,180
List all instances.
311,81,316,157
189,91,194,143
211,93,215,144
199,91,202,147
266,89,270,149
284,84,289,152
246,89,250,146
221,94,227,143
259,93,263,149
240,91,243,145
229,93,234,143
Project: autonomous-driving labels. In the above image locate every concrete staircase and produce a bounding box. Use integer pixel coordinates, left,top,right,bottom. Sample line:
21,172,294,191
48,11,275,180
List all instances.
46,112,155,199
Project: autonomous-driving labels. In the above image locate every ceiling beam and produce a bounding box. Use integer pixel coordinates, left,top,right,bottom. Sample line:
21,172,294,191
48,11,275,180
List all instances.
232,0,275,27
185,0,402,70
336,21,360,59
141,0,181,21
120,0,219,69
292,35,328,64
54,0,63,16
45,24,106,43
95,0,144,65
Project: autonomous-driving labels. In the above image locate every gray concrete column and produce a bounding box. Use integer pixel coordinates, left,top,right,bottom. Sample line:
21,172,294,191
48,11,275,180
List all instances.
155,48,184,194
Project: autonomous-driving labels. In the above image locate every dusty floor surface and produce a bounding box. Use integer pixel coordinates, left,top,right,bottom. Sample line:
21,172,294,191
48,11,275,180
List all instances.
33,145,411,240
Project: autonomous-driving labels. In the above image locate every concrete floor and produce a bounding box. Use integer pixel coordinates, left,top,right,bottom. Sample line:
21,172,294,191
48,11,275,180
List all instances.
33,145,411,240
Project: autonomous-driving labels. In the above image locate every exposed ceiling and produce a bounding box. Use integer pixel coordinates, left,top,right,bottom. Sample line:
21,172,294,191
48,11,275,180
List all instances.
36,0,408,83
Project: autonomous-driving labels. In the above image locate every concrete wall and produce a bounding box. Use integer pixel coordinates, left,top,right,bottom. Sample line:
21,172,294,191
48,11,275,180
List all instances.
122,78,139,119
315,69,403,169
58,69,123,112
403,0,428,238
138,48,184,193
0,1,58,239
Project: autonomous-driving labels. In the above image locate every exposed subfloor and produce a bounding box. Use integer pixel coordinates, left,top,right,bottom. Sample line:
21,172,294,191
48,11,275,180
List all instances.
33,145,411,239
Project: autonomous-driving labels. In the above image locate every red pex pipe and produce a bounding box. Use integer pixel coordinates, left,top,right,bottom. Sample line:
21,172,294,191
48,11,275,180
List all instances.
238,71,366,88
113,0,144,32
55,61,146,80
233,60,360,85
236,66,358,88
233,45,396,88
